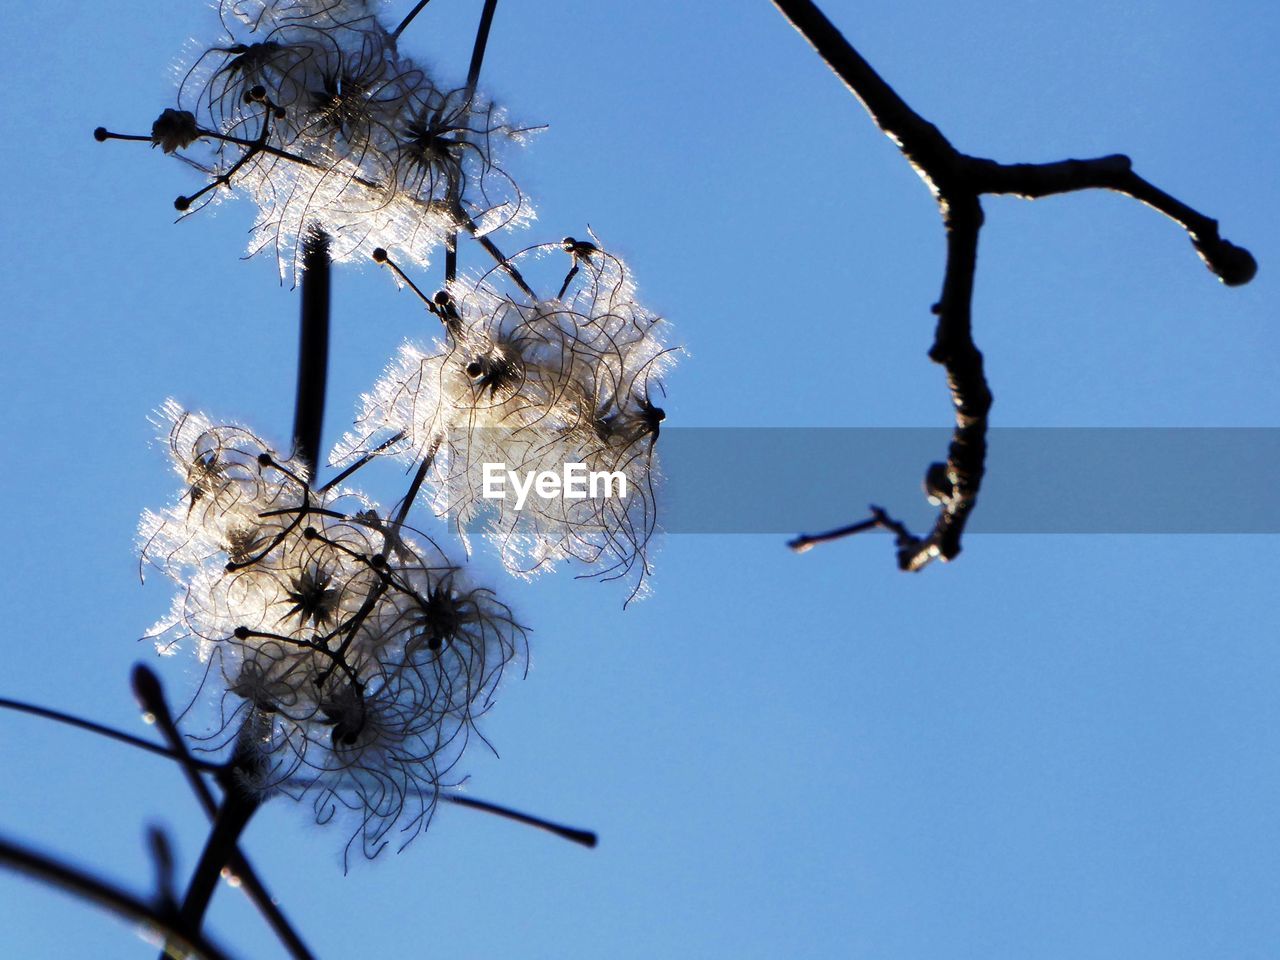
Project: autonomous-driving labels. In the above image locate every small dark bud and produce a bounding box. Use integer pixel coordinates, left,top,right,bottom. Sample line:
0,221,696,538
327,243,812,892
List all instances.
174,196,191,212
465,359,484,378
131,664,165,713
370,553,387,568
303,527,318,540
248,85,267,102
372,247,388,262
433,290,452,306
274,107,287,120
150,109,199,154
257,453,274,466
93,127,109,142
233,626,252,640
1194,237,1258,287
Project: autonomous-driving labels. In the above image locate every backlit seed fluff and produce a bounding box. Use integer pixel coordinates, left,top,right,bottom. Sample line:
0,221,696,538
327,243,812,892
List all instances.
156,0,536,277
140,402,526,860
334,241,679,601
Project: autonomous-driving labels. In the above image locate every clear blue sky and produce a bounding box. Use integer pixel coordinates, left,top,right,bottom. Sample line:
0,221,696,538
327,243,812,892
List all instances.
1,1,1278,957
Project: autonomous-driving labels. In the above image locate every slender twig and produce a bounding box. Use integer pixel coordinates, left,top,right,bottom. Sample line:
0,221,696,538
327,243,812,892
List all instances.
444,231,459,284
132,667,221,814
0,832,239,960
454,205,537,298
391,436,442,537
771,0,1253,568
443,0,501,286
965,155,1256,284
319,430,409,493
392,0,434,39
465,0,500,97
788,515,882,554
133,667,316,960
0,696,220,771
442,793,597,848
161,791,261,960
293,229,331,481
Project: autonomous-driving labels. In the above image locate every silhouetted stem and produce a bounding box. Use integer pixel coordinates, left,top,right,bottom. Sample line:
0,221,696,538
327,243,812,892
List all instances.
771,0,1253,568
161,792,261,960
293,230,331,481
0,696,220,771
133,667,316,960
788,516,882,553
454,205,537,298
465,0,500,96
392,0,434,39
443,794,597,848
0,832,239,960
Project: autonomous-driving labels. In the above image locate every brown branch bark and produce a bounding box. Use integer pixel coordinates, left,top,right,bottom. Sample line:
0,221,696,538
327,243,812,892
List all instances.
774,0,1254,569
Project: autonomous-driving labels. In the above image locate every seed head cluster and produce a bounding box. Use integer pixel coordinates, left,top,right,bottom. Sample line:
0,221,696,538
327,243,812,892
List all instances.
119,0,680,855
161,0,534,276
141,403,526,857
336,240,678,600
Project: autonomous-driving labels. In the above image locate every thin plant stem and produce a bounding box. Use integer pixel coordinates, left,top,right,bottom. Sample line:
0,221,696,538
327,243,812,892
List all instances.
443,793,597,848
0,832,239,960
465,0,500,97
392,0,433,39
160,792,261,960
293,229,331,481
770,0,1250,568
444,0,501,286
133,668,316,960
0,696,220,772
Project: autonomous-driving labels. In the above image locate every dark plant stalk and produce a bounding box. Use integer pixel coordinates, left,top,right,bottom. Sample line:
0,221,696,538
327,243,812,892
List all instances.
0,832,239,960
159,791,261,960
392,0,434,39
293,229,331,482
443,794,597,848
133,668,316,960
444,0,502,286
465,0,500,96
0,696,220,771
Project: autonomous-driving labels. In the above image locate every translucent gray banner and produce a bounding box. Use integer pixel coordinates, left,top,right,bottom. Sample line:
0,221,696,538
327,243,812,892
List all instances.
656,428,1280,533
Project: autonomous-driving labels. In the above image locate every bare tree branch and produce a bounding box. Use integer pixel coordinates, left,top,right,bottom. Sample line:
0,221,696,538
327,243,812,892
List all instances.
772,0,1254,567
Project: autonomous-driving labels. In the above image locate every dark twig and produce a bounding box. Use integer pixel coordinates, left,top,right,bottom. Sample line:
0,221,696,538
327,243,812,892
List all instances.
161,790,261,960
771,0,1254,568
319,429,409,493
133,667,316,960
0,696,221,772
443,793,598,848
443,0,501,286
454,204,537,298
788,515,882,554
293,229,331,481
132,666,221,815
465,0,500,96
392,0,434,39
0,832,239,960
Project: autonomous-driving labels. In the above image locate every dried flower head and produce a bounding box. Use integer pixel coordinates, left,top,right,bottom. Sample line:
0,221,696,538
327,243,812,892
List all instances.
335,239,679,601
141,402,526,859
108,0,536,278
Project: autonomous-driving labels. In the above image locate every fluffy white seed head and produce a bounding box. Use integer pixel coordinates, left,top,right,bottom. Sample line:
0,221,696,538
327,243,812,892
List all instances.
141,402,526,859
335,241,679,600
160,0,535,278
